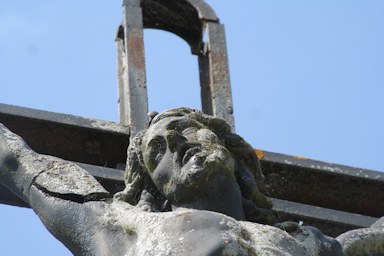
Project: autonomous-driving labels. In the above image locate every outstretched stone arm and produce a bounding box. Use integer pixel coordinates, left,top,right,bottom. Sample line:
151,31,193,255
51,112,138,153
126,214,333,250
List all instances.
0,123,109,206
0,124,138,255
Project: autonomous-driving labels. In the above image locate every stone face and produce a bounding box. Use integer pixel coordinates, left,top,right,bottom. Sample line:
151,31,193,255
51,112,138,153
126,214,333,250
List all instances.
117,108,275,223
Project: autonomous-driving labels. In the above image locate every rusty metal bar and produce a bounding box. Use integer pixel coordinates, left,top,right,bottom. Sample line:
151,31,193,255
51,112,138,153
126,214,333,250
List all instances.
181,0,218,21
118,0,148,137
260,150,384,218
0,103,129,168
200,21,234,129
116,25,129,125
117,0,235,132
272,198,378,237
198,54,213,115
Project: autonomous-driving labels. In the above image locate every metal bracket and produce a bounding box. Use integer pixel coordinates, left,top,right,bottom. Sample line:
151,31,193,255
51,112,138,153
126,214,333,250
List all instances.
116,0,235,136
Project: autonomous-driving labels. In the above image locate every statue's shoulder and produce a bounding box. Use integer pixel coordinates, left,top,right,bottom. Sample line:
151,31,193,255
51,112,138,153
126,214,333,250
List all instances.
109,205,317,256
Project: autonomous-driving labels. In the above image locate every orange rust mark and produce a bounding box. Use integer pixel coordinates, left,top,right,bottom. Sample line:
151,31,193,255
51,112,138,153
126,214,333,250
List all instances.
255,149,264,160
293,155,309,161
128,36,145,70
210,52,229,86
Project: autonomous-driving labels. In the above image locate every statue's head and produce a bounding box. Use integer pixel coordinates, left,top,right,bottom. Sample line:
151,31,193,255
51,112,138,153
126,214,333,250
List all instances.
115,108,275,224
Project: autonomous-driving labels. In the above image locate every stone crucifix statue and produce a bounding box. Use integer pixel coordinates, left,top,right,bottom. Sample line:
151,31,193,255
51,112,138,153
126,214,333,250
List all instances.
0,108,383,255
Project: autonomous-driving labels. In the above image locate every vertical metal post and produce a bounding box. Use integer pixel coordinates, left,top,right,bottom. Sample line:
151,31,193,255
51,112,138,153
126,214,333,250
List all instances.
117,0,148,137
199,22,234,130
116,26,128,124
198,53,213,116
117,0,235,134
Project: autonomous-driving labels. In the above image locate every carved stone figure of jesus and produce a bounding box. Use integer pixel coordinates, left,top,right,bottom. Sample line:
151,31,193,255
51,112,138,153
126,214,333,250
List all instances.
0,108,382,255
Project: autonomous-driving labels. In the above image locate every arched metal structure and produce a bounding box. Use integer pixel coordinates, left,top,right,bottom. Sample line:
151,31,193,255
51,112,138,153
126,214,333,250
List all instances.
116,0,234,136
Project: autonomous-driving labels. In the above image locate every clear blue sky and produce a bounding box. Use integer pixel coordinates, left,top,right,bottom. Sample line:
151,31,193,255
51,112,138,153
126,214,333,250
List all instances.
1,1,383,255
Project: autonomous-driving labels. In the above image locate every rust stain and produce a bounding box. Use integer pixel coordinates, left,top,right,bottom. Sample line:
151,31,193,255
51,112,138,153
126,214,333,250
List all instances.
210,52,229,86
255,149,264,160
293,155,309,161
128,36,145,70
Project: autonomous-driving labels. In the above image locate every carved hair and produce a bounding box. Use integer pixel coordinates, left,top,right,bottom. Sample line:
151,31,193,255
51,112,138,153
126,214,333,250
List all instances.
115,108,276,224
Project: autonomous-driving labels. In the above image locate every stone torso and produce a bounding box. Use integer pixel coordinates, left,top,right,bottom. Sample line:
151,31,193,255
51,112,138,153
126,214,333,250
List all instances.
85,200,335,256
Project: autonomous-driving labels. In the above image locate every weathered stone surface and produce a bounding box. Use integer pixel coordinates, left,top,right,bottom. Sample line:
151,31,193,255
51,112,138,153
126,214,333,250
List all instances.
102,200,341,256
336,217,384,255
1,108,382,255
35,161,109,198
337,229,384,256
372,216,384,231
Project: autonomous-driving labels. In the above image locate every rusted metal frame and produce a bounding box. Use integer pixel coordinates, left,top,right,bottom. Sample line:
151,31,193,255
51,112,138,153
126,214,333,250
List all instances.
183,0,217,21
0,103,129,169
198,21,235,130
198,54,213,115
260,150,384,218
272,198,378,237
116,26,128,125
178,0,236,129
117,0,235,132
118,0,149,137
